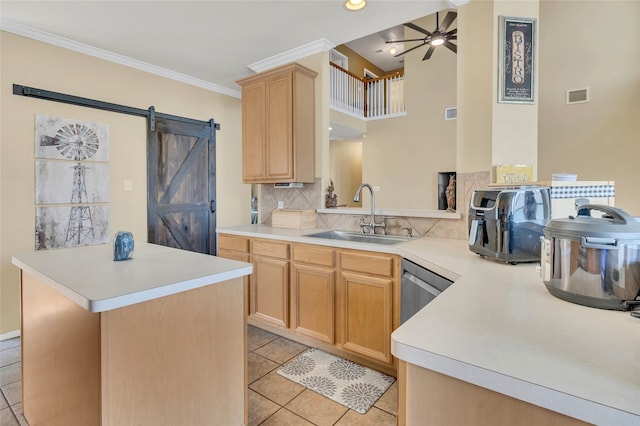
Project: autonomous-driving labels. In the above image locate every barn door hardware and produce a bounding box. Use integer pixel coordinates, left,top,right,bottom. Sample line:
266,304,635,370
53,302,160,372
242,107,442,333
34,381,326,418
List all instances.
12,84,220,131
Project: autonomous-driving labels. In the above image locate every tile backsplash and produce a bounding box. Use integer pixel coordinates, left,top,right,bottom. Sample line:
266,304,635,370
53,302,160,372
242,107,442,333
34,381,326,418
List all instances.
256,172,491,240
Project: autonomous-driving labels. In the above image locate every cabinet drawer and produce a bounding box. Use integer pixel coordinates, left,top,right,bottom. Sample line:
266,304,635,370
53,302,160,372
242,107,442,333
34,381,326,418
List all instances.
292,244,335,268
217,249,250,264
253,239,289,259
340,251,395,277
218,234,250,253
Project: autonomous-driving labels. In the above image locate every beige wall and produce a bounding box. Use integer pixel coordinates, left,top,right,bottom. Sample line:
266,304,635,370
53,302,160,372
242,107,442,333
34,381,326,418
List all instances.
0,32,248,334
334,44,385,78
364,13,457,210
330,140,363,207
538,0,640,215
457,0,493,174
459,0,639,214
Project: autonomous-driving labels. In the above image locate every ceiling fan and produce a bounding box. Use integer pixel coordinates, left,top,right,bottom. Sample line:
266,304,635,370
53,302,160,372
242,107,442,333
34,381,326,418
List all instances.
386,11,457,61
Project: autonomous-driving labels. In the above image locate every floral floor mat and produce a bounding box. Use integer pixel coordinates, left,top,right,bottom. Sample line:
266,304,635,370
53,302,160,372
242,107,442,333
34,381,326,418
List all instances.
277,348,395,414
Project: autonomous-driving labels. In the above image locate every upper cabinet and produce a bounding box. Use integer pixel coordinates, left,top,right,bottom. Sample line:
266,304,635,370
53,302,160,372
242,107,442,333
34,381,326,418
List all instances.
237,63,317,183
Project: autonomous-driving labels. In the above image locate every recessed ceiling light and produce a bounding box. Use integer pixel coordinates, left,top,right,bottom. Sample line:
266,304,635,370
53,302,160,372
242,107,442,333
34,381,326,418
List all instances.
345,0,366,11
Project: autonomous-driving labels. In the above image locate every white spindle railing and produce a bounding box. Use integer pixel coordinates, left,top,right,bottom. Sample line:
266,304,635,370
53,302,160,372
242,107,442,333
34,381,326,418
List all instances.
330,63,405,120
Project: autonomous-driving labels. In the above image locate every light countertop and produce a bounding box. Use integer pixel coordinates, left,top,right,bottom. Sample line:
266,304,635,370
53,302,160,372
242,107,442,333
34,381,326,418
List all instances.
12,242,253,312
218,224,640,425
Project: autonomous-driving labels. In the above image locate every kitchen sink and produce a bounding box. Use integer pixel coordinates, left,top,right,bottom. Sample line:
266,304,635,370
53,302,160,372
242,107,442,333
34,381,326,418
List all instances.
304,230,412,245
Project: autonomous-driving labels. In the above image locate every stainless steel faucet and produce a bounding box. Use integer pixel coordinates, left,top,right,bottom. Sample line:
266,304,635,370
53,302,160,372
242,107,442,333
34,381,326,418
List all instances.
354,183,378,234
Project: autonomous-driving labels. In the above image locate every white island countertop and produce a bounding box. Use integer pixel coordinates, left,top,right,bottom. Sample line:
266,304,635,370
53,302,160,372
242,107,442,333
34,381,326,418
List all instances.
218,225,640,425
12,242,253,312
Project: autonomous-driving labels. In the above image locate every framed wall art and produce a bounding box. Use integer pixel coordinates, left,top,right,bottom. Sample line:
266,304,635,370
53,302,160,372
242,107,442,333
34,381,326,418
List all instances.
34,115,110,250
498,16,536,104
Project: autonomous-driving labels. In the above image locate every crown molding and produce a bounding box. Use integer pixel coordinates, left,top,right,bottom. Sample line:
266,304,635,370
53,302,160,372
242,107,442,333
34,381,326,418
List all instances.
248,38,335,74
0,19,242,99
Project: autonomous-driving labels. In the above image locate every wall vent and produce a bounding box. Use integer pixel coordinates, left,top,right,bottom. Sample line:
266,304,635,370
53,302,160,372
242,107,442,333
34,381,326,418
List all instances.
445,107,457,120
566,87,590,104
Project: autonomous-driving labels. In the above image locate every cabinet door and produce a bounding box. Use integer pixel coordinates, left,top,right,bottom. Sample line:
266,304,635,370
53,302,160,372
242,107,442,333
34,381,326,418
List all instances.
340,271,393,364
242,82,266,181
291,263,335,344
265,73,293,180
252,255,289,328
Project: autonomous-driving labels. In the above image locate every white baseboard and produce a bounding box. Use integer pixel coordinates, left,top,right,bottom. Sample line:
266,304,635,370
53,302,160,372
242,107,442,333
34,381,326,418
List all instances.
0,330,20,341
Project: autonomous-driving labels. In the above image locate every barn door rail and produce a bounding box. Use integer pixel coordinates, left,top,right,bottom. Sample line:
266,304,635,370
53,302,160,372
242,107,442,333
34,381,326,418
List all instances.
12,84,220,133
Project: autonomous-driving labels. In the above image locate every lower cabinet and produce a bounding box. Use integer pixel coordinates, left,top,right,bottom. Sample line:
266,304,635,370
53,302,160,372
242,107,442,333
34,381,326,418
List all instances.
218,233,399,373
291,244,336,344
251,239,290,328
339,250,395,364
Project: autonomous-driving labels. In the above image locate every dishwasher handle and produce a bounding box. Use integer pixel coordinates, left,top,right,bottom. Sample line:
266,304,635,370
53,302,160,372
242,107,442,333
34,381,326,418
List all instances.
402,272,442,298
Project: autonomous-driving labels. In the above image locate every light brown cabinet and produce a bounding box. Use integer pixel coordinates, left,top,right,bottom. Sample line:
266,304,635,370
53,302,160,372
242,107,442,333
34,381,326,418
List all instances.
397,361,589,426
218,233,399,374
218,234,250,262
251,239,290,327
291,244,336,344
339,250,396,364
237,63,317,183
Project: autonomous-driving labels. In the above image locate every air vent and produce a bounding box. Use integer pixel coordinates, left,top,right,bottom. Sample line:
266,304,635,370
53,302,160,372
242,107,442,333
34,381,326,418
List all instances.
566,88,590,104
445,107,457,120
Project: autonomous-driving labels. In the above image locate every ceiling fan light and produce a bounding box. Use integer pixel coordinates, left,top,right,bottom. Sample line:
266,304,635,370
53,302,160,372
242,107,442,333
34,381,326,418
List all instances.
345,0,366,11
430,37,444,46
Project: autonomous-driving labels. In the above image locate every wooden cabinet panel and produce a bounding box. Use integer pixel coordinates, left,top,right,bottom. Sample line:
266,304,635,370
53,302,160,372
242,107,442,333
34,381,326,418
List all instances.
241,82,265,181
237,63,317,183
244,237,398,372
266,73,293,179
340,270,393,364
398,361,589,426
293,244,335,268
341,250,395,277
251,238,290,328
218,234,250,254
252,256,289,328
253,239,289,259
291,263,335,343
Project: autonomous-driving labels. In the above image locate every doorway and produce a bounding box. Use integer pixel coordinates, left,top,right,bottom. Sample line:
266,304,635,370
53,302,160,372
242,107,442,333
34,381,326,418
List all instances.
147,117,217,254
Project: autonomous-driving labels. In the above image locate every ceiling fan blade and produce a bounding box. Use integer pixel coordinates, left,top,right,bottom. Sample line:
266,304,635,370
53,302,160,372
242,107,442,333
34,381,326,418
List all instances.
439,11,457,32
386,38,426,44
444,40,457,54
449,35,457,40
447,28,458,36
394,42,428,57
423,45,436,61
404,22,432,37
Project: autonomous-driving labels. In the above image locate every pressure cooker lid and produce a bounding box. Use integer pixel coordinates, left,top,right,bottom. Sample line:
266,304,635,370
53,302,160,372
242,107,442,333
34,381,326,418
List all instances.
544,204,640,241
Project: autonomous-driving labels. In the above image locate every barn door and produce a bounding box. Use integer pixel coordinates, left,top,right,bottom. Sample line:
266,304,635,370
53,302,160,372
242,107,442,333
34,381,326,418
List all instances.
147,117,217,254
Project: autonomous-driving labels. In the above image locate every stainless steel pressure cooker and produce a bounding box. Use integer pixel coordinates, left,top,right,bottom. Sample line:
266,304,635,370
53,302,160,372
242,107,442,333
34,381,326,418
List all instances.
540,205,640,310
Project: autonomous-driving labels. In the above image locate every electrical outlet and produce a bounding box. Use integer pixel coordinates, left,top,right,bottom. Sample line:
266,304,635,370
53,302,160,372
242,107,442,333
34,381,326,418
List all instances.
124,180,133,191
278,201,284,209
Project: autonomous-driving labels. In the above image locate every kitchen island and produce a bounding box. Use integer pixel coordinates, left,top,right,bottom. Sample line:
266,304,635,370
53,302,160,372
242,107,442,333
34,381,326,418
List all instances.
218,224,640,426
12,242,252,426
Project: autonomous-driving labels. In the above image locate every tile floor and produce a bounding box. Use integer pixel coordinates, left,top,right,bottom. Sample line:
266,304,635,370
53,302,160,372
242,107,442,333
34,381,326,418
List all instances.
0,325,397,425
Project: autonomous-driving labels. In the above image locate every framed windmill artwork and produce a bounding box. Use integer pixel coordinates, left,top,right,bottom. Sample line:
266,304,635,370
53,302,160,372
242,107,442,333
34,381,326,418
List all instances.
34,115,110,250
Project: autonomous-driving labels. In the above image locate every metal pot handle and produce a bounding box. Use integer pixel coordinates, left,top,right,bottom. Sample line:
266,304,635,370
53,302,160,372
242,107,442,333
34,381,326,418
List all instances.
576,204,635,225
581,236,620,250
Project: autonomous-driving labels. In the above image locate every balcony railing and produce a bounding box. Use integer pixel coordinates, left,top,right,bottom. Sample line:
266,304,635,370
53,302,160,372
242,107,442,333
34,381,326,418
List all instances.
329,63,405,120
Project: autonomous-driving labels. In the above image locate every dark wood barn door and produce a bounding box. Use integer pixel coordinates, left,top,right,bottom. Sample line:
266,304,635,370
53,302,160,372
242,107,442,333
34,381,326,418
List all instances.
147,117,217,254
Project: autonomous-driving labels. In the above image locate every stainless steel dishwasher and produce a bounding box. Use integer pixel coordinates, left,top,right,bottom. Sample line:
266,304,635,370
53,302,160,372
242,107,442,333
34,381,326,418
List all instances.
401,258,453,324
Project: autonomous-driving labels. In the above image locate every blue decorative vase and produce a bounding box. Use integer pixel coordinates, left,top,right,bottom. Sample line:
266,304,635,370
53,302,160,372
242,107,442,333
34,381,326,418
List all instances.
113,231,134,261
